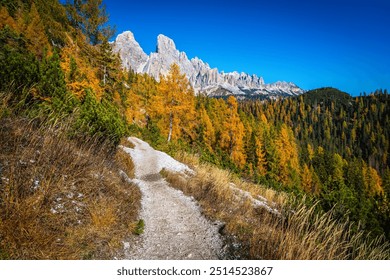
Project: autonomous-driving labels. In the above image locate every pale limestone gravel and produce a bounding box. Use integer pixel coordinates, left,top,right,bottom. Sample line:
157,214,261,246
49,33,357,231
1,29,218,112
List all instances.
122,137,223,260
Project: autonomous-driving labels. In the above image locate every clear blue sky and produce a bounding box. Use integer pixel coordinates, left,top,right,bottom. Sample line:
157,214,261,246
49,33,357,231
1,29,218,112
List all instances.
104,0,390,96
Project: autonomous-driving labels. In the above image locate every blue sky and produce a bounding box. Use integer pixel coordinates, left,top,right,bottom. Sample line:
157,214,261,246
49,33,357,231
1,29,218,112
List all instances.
105,0,390,95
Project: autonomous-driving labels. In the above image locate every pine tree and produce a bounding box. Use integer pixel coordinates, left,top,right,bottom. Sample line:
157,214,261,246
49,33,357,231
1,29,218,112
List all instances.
0,6,17,30
38,51,68,100
66,0,114,45
96,37,120,94
383,168,390,197
246,127,267,176
60,41,102,99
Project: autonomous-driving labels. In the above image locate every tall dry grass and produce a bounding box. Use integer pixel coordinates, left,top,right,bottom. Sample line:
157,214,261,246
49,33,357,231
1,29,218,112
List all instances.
0,117,140,259
164,152,390,260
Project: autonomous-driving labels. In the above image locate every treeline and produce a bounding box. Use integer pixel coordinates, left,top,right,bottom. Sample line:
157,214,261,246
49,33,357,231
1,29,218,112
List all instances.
240,88,390,237
0,0,388,241
241,88,389,174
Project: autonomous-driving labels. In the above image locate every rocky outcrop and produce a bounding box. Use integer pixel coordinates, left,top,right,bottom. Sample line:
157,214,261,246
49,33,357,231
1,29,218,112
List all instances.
112,31,148,73
113,31,305,98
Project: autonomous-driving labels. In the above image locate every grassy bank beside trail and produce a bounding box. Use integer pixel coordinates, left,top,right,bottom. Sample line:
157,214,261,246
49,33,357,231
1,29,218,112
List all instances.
0,117,140,259
162,152,390,260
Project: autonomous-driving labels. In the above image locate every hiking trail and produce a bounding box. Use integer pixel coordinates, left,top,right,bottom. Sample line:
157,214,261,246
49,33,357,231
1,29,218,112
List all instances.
121,137,223,260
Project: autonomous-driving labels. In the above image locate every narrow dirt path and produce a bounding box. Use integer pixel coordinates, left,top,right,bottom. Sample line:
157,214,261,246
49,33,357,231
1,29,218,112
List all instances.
122,137,223,260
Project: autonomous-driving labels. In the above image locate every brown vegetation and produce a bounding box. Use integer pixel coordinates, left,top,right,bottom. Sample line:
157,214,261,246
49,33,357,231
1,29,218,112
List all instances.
0,117,140,259
115,138,135,179
163,152,390,260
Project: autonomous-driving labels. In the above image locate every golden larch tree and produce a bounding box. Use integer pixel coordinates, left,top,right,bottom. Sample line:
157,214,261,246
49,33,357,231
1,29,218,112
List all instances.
60,40,103,99
301,164,321,194
198,105,216,151
153,63,196,142
24,3,51,58
0,6,17,30
220,96,246,168
362,164,384,196
275,124,300,185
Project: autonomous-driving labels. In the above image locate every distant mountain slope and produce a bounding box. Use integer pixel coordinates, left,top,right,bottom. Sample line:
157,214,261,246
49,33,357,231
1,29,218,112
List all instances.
113,31,305,98
300,87,353,107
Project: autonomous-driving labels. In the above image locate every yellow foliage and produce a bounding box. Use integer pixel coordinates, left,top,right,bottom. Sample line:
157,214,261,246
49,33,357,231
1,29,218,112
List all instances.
60,38,103,99
275,124,300,185
152,64,196,141
131,73,158,108
307,143,314,161
124,90,143,125
113,91,121,105
362,164,384,196
122,73,158,126
24,4,51,58
206,98,227,133
0,5,51,58
220,96,246,168
199,105,215,151
0,7,17,30
301,164,320,194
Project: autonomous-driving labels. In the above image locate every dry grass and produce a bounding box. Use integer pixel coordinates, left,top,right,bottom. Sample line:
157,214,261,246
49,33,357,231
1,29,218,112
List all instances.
119,138,135,149
0,117,141,259
163,153,390,260
115,146,135,179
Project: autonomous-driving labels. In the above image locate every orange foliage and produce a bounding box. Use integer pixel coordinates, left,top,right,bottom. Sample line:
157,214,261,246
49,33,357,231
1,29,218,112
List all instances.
275,124,300,185
60,37,103,99
363,164,384,196
0,5,51,58
124,89,143,125
24,4,51,58
198,105,215,151
152,64,196,141
220,96,246,168
0,7,17,30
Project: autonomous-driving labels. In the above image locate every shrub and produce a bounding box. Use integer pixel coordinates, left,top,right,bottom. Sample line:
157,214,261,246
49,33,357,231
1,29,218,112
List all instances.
74,90,128,145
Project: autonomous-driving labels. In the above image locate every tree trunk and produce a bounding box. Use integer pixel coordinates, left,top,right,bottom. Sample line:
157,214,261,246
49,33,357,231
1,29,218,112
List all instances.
167,112,173,142
103,65,107,85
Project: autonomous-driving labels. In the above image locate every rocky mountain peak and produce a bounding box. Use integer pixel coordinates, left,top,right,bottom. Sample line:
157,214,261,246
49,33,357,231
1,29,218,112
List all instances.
120,30,136,41
113,31,148,72
156,34,177,54
113,31,305,98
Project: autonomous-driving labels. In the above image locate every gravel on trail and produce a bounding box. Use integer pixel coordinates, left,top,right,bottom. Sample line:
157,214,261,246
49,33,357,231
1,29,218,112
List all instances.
121,137,224,260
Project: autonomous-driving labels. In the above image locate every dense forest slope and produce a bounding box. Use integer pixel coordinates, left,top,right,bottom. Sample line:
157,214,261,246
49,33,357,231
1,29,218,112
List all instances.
239,88,390,237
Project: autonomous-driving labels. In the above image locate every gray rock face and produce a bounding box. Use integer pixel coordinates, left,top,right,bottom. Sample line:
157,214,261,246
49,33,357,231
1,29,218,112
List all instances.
112,31,148,73
113,31,305,98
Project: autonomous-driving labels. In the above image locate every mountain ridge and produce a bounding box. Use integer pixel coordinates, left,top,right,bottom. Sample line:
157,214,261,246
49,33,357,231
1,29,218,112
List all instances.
112,31,305,98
